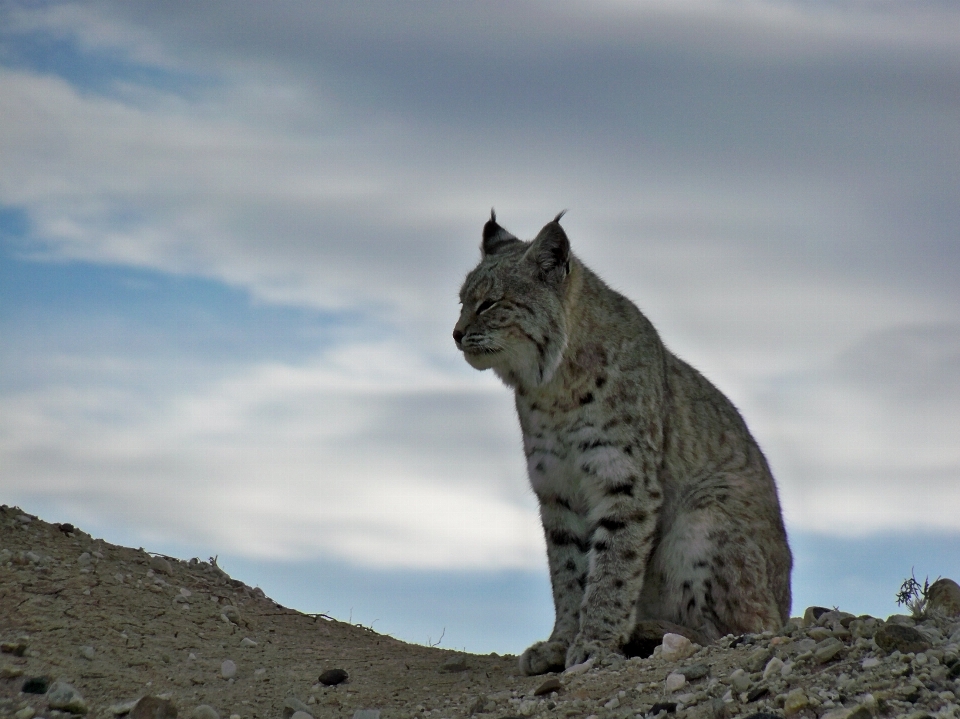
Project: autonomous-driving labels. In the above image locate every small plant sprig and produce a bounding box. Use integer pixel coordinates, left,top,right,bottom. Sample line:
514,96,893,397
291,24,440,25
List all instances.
896,569,940,619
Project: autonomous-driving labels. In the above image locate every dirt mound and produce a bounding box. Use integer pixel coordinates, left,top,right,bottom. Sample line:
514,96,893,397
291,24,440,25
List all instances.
2,505,959,719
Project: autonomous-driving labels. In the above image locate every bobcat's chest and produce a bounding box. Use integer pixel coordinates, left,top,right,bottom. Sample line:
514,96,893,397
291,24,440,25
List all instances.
517,394,604,512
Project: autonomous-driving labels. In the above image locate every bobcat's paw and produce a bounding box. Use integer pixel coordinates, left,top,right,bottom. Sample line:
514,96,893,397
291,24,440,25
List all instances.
565,636,617,669
518,640,568,675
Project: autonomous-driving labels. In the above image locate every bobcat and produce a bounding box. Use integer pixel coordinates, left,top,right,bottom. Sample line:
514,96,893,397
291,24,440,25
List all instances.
454,211,792,675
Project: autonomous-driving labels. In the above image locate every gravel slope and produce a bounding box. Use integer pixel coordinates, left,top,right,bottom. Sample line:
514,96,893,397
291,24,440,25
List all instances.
2,504,960,719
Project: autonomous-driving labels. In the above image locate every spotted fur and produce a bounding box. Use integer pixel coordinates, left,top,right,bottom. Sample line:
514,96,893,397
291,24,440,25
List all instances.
454,210,792,674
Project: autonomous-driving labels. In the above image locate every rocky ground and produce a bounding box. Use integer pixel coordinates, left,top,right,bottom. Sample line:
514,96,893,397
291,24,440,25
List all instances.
3,504,960,719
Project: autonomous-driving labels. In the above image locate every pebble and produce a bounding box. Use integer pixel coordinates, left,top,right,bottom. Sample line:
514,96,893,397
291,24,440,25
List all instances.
783,688,809,716
239,637,258,648
220,659,237,679
1,640,27,656
318,668,348,685
351,712,380,719
814,637,844,663
290,713,313,719
439,654,469,672
21,676,48,694
728,668,751,693
14,708,35,719
563,656,596,675
150,556,173,574
664,672,686,692
533,677,561,695
0,664,23,678
131,696,177,719
661,633,696,662
762,656,783,679
282,697,312,718
220,605,242,625
188,705,219,719
108,700,139,716
47,681,89,714
861,656,881,669
80,645,96,660
745,647,773,672
679,663,709,681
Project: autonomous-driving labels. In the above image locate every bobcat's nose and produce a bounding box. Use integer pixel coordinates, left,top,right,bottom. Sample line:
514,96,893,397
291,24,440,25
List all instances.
453,329,464,344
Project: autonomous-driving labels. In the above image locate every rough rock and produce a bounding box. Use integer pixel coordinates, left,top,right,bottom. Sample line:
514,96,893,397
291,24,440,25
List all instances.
187,706,219,719
875,623,933,654
318,668,348,685
660,633,696,662
46,680,89,714
929,578,960,617
131,696,178,719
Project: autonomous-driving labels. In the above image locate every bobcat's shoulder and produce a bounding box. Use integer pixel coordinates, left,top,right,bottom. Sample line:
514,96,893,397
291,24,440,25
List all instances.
455,211,791,674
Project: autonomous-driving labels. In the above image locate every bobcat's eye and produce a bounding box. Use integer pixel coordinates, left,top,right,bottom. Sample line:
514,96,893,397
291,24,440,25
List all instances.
476,299,498,315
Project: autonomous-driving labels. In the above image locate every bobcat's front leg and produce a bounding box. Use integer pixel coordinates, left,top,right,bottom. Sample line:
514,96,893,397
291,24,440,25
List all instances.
519,493,590,675
565,447,662,668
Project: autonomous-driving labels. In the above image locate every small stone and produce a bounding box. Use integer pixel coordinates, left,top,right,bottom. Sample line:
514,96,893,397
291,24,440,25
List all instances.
745,647,774,673
80,645,96,660
468,695,494,713
807,626,833,641
861,656,880,668
661,633,696,662
783,689,808,716
351,712,380,719
108,699,139,716
220,659,237,679
131,696,178,719
0,664,24,678
282,697,312,719
762,656,784,679
680,663,709,681
534,677,561,696
239,637,257,648
24,551,40,563
291,713,314,719
929,579,960,617
15,707,35,719
187,706,218,719
1,640,27,656
562,656,595,675
439,654,469,672
746,685,770,702
815,637,844,663
17,514,32,523
22,676,49,693
665,672,686,692
220,605,241,625
77,552,92,565
729,668,751,693
318,668,348,685
802,606,831,626
875,624,932,654
150,556,173,574
47,681,89,714
649,701,678,715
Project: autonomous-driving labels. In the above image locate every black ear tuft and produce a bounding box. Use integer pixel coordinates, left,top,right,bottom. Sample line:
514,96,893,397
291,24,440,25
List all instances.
553,209,567,223
481,208,518,257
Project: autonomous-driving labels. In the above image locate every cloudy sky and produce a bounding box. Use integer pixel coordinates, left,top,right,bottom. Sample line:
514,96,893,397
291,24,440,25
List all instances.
2,1,959,653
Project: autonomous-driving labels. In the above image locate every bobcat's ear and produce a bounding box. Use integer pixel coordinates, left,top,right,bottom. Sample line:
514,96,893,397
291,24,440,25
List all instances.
481,208,519,257
527,212,570,282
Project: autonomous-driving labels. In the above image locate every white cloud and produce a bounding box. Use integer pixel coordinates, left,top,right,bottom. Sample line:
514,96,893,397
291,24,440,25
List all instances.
1,0,959,573
0,340,543,569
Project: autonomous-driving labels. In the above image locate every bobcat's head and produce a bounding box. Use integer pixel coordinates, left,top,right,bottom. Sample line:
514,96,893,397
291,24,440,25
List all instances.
454,209,571,390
